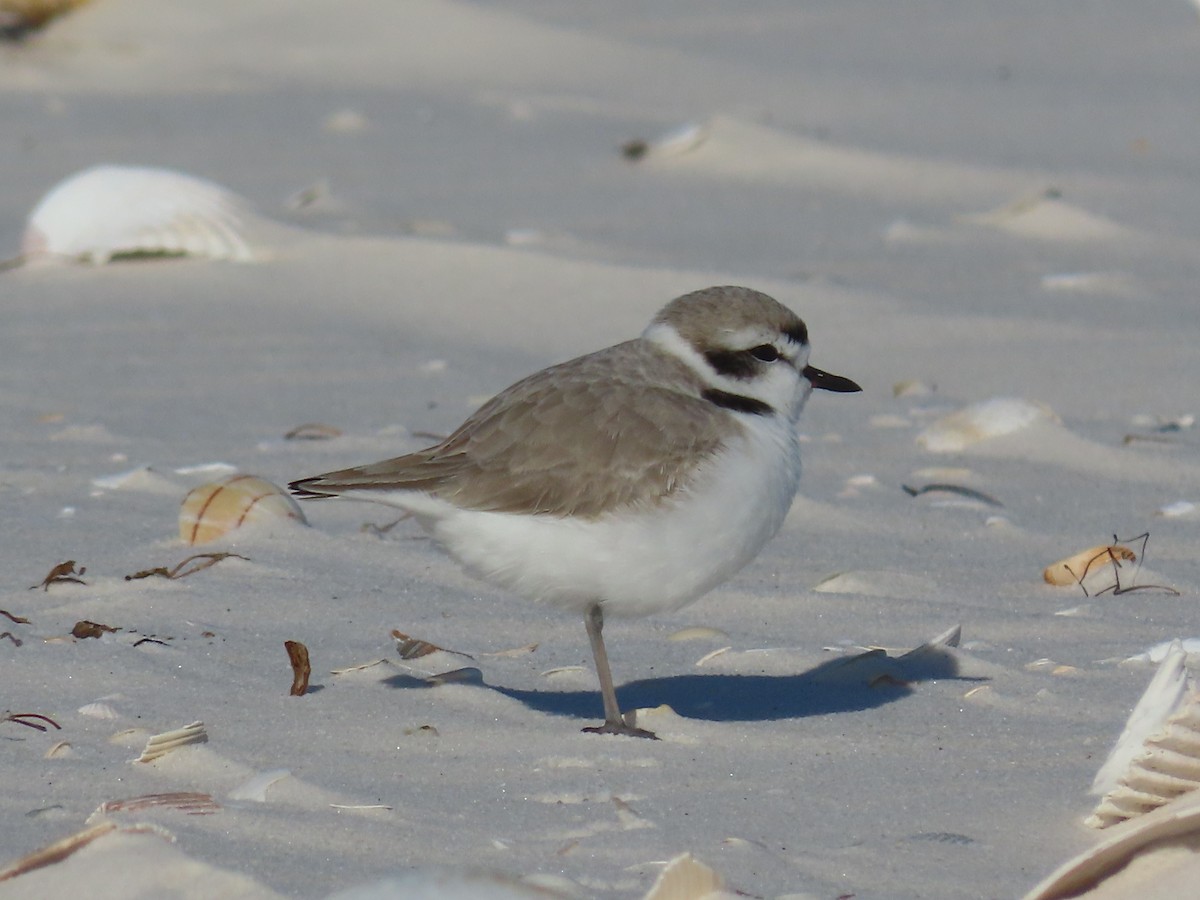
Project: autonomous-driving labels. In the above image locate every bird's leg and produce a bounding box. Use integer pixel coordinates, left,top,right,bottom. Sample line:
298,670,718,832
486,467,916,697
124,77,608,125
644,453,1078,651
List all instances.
581,603,657,739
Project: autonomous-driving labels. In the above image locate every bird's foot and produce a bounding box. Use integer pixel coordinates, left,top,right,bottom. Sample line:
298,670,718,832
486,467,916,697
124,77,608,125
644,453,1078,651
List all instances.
582,719,659,740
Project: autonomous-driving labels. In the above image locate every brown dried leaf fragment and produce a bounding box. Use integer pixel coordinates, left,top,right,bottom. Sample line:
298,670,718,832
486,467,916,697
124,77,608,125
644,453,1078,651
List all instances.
0,609,30,625
30,560,86,591
391,629,474,661
285,640,311,696
125,552,249,581
71,620,119,640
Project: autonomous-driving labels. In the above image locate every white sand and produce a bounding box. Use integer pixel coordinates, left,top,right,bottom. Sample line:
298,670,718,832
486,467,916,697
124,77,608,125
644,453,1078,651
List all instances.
2,2,1200,898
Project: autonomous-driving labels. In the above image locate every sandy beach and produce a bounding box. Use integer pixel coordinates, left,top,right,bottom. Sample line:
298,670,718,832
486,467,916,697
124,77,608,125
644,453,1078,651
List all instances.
2,2,1200,898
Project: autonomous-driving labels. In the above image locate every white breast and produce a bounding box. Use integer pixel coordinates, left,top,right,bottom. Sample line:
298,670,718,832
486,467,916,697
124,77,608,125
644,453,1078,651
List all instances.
402,411,802,618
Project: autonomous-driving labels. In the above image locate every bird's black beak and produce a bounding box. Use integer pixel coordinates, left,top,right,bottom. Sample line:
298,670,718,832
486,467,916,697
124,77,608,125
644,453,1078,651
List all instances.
803,365,862,393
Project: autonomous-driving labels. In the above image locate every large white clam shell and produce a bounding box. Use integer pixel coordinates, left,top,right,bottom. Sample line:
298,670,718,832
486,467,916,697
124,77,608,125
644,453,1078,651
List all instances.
1087,641,1200,829
1023,790,1200,899
20,165,257,264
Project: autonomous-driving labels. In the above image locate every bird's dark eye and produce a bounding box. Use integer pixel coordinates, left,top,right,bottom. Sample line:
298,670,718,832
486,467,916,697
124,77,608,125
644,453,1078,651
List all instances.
749,344,779,362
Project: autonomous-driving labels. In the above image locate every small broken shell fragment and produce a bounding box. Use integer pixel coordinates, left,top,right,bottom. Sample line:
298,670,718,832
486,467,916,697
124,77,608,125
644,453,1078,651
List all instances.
179,475,306,545
228,769,291,803
1044,545,1136,587
133,721,208,763
391,629,473,661
622,121,709,161
284,422,343,440
917,398,1056,452
44,741,72,759
644,852,731,900
668,626,729,642
20,165,258,265
77,700,120,720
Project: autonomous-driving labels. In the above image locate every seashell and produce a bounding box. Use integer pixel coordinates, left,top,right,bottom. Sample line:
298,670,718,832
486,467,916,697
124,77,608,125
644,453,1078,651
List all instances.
20,165,257,265
643,852,730,900
1086,641,1200,828
92,792,220,818
1125,639,1200,666
667,626,729,642
227,769,291,803
44,740,72,759
622,121,710,161
1024,790,1200,900
1040,271,1136,294
173,462,239,477
77,701,120,720
1157,500,1197,518
917,397,1056,452
133,721,208,763
90,465,178,494
1044,545,1136,587
179,474,307,545
323,871,570,899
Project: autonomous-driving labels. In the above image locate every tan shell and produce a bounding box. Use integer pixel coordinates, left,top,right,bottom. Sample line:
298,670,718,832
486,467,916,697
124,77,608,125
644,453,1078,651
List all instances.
1044,545,1135,586
179,475,306,545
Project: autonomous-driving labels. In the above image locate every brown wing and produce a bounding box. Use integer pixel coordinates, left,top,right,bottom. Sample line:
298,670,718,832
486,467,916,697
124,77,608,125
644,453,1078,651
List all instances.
290,341,735,518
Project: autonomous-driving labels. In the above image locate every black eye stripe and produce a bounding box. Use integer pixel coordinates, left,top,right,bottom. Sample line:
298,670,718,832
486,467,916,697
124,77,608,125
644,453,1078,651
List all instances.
703,349,759,379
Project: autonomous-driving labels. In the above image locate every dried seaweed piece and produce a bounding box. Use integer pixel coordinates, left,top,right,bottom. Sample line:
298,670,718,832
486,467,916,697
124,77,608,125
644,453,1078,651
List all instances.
285,640,311,696
330,658,389,675
125,552,249,581
3,711,61,732
71,620,119,640
30,560,86,591
133,721,207,763
0,609,30,625
391,629,474,661
902,482,1003,507
0,632,22,647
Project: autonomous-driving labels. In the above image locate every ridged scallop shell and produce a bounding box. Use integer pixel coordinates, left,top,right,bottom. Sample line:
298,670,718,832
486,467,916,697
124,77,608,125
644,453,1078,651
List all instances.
1087,641,1200,828
917,398,1056,452
179,475,306,545
133,721,208,763
21,165,256,264
1024,790,1200,900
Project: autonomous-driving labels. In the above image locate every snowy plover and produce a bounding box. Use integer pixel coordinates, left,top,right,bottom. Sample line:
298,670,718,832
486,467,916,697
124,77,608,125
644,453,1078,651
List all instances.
291,286,861,738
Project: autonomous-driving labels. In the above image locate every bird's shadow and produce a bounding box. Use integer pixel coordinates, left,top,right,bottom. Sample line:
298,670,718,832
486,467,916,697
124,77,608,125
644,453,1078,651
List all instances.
382,645,980,723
